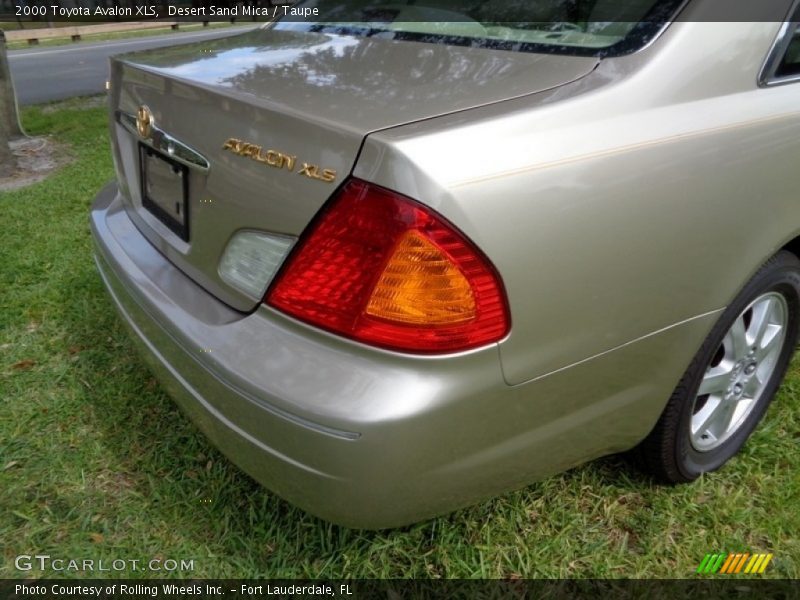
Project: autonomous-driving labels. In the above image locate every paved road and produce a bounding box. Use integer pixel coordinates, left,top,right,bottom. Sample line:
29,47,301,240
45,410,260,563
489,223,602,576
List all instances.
8,26,256,105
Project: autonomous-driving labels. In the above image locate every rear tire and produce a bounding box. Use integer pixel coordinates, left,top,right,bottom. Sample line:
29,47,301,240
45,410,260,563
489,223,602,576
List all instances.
636,250,800,483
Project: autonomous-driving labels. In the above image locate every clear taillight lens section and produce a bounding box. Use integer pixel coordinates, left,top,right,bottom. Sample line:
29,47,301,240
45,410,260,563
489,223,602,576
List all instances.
265,179,510,353
218,231,294,298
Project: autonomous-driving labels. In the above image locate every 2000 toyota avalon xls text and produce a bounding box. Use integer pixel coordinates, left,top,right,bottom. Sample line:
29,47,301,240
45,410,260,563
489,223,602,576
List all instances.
90,0,800,527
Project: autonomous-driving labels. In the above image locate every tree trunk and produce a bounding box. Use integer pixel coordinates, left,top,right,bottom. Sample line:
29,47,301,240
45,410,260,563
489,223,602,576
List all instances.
0,30,21,177
0,30,23,138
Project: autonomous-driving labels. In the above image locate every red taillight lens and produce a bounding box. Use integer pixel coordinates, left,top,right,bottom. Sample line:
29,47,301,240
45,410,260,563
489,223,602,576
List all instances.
265,179,509,353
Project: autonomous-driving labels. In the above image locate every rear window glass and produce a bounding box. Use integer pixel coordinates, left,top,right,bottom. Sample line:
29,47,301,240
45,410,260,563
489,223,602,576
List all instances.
276,0,686,57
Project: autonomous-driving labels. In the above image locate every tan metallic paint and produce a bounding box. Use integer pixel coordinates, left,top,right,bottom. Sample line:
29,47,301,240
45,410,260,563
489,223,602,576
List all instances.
355,20,800,385
90,8,800,526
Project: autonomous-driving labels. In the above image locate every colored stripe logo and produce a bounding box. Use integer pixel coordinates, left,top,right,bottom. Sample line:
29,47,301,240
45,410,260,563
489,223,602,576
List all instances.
697,553,773,574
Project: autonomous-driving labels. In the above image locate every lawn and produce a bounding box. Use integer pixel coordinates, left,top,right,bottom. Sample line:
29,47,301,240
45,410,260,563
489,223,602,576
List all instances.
3,22,242,50
1,98,799,580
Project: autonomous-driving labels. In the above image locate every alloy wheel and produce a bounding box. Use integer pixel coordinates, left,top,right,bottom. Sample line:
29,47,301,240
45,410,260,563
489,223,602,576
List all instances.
690,292,788,452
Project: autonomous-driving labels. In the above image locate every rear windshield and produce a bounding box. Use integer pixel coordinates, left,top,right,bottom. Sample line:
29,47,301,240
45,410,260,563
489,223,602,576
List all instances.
275,0,687,57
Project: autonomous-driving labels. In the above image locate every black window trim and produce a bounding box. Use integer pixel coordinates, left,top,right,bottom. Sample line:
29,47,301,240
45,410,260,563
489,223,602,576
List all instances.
759,0,800,87
278,0,691,59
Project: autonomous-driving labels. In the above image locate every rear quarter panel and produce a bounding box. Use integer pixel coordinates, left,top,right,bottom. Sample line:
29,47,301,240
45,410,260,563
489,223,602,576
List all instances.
355,21,800,386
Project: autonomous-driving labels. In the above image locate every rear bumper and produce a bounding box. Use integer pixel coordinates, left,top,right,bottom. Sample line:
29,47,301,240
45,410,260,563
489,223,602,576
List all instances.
90,182,718,528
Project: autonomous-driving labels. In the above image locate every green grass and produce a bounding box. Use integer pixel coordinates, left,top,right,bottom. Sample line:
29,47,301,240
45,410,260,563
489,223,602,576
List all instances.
1,98,799,580
4,22,243,50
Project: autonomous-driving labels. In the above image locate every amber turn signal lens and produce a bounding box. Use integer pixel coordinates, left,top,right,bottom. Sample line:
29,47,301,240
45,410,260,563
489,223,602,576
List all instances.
266,178,509,353
366,230,476,325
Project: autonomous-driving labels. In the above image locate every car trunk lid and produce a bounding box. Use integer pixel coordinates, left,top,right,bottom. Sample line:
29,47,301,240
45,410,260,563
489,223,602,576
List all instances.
109,28,598,311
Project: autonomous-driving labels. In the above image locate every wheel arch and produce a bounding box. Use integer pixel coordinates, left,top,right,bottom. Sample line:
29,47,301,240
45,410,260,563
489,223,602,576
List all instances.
781,233,800,263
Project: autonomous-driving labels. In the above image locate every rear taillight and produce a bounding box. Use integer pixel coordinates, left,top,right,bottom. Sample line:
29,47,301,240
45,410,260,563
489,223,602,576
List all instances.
265,179,509,353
